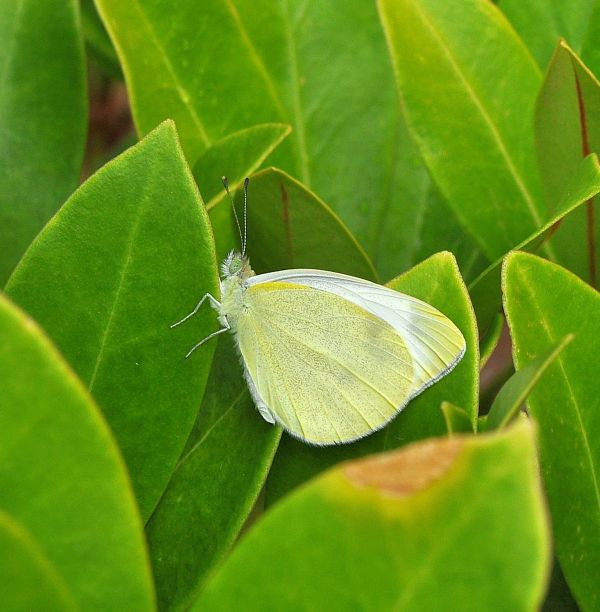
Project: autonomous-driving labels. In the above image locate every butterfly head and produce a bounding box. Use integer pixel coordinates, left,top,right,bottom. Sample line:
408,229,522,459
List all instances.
221,250,254,280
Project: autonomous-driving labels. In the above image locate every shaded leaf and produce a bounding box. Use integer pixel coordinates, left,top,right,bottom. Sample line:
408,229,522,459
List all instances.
469,153,600,332
194,123,291,208
147,336,281,611
0,512,77,612
379,0,547,260
503,252,600,610
479,313,504,370
195,420,549,611
535,41,600,286
266,252,478,505
222,167,377,279
6,121,219,520
486,335,573,431
80,0,122,78
0,294,154,611
0,0,87,284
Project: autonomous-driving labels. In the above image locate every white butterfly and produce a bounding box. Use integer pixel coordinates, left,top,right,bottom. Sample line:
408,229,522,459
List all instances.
173,178,465,445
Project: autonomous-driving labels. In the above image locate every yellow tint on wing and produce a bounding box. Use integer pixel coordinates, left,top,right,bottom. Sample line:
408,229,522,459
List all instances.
236,282,415,445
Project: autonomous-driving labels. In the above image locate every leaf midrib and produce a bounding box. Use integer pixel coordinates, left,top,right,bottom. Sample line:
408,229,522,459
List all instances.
88,166,155,392
129,0,211,148
409,0,543,228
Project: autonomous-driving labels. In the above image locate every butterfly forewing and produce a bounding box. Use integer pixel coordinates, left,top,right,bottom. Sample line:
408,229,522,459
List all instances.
236,281,416,445
247,269,466,395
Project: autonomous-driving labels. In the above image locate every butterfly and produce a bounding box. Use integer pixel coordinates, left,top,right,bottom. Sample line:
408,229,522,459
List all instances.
173,177,465,446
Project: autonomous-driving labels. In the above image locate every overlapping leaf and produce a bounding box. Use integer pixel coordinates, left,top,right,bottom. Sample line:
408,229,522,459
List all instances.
6,122,219,520
535,42,600,285
0,294,154,611
96,0,478,279
504,252,600,610
147,337,281,611
195,421,549,611
499,0,600,71
469,154,600,332
379,0,547,260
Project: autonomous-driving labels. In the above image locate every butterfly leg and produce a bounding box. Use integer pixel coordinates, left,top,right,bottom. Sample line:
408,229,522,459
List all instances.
170,293,221,328
184,319,230,359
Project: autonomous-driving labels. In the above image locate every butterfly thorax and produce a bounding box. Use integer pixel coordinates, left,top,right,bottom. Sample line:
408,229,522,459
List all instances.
217,251,255,330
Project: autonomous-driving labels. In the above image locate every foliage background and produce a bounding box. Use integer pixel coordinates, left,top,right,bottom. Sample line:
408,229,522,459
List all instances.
1,0,600,610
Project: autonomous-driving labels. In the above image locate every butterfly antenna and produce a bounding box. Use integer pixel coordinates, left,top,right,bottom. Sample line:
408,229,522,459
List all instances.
242,177,249,256
222,176,244,253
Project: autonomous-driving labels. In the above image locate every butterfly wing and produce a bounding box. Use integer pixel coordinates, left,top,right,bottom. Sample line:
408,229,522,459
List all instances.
237,272,464,445
237,281,416,444
247,269,466,394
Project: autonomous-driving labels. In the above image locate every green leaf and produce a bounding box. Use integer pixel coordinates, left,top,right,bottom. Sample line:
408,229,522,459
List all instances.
95,0,465,279
216,167,377,279
0,294,154,611
379,0,547,260
535,41,600,286
480,313,505,370
266,252,478,505
503,252,600,610
194,123,291,208
195,123,292,264
0,512,77,612
469,153,600,332
441,402,475,435
486,335,574,431
6,121,219,521
195,420,549,611
411,185,489,285
580,3,600,77
80,0,122,78
0,0,87,285
147,336,281,611
499,0,600,70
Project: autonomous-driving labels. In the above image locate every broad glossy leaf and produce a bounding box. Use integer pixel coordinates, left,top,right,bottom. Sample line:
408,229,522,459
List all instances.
196,420,549,611
469,153,600,332
0,294,154,611
535,42,600,285
499,0,600,70
486,335,573,431
215,167,377,279
379,0,547,260
194,123,291,208
504,252,600,610
266,252,478,504
147,336,281,611
0,512,76,612
96,0,469,279
0,0,87,284
441,402,474,435
6,121,219,520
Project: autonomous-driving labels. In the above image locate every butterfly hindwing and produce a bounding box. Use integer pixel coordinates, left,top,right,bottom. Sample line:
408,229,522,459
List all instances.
236,281,416,445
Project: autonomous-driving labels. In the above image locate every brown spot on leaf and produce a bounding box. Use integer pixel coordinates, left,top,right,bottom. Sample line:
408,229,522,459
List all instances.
344,437,464,497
